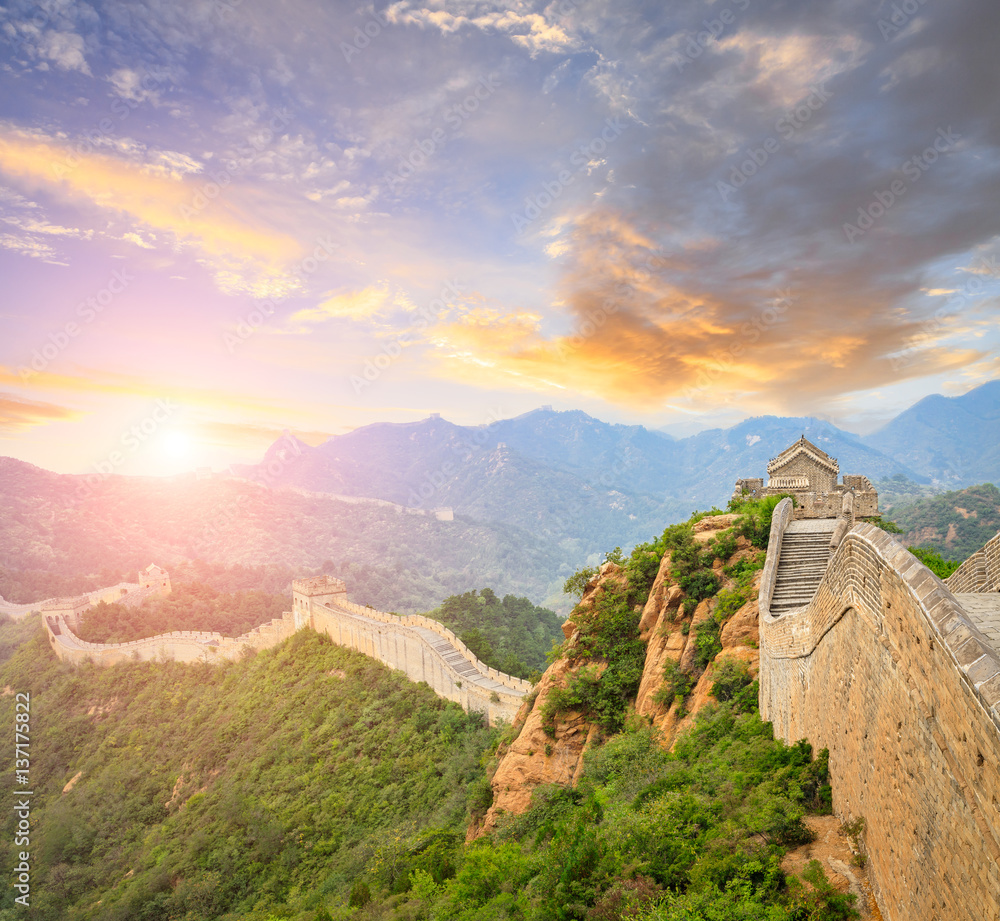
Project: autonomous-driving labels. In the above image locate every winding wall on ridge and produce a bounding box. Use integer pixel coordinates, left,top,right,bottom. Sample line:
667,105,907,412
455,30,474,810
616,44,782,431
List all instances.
42,579,531,726
759,500,1000,921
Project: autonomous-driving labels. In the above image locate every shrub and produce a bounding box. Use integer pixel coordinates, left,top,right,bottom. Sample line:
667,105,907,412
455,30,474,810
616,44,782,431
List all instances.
653,661,694,707
713,586,750,623
730,494,793,549
710,530,739,561
693,620,722,670
909,546,961,579
678,569,721,601
710,658,753,703
564,566,599,600
869,516,904,533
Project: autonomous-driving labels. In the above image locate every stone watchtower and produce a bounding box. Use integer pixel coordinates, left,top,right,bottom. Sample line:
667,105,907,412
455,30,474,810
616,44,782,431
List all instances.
291,575,349,630
41,596,91,633
140,564,171,596
733,435,879,519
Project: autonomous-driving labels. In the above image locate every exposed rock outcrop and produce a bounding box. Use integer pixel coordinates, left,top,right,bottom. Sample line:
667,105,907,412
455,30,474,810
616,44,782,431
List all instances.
477,564,623,835
475,515,765,836
479,653,600,834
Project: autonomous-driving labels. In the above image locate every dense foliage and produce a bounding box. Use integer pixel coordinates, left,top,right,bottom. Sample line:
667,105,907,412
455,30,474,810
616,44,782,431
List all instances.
727,494,794,550
424,589,565,679
907,546,960,580
0,623,497,921
887,482,1000,562
359,694,849,921
74,582,291,644
543,507,765,737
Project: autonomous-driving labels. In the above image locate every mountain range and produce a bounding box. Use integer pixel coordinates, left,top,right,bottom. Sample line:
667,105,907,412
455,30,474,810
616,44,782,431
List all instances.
4,380,1000,613
235,381,1000,517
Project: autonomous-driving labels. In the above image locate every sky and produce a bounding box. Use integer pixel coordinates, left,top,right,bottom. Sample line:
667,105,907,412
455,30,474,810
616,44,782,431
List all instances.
1,0,1000,477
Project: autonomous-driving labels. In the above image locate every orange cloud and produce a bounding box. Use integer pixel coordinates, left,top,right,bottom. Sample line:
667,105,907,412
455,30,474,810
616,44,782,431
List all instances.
0,365,291,421
0,129,302,294
0,392,82,432
423,209,984,416
289,284,416,325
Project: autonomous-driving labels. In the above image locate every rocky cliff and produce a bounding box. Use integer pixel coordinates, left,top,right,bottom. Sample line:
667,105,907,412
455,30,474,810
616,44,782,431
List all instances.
475,514,764,835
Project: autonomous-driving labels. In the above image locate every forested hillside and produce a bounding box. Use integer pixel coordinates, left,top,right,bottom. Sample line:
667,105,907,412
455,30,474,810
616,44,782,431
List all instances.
0,499,860,921
0,458,569,613
0,623,496,921
422,589,565,679
887,483,1000,562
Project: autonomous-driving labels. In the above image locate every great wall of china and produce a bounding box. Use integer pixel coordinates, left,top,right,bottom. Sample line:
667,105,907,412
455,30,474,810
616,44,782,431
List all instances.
760,498,1000,921
37,574,531,726
14,433,1000,919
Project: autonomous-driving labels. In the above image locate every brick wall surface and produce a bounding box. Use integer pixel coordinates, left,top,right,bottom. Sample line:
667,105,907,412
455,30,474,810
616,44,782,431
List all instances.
761,523,1000,921
42,582,530,726
771,454,838,492
305,598,526,725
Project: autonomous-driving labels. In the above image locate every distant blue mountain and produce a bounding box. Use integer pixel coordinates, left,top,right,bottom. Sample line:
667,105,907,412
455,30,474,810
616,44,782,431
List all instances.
864,380,1000,485
233,400,931,549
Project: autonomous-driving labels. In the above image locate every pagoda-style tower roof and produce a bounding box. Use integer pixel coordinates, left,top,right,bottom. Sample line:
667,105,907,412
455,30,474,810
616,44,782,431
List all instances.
766,435,839,475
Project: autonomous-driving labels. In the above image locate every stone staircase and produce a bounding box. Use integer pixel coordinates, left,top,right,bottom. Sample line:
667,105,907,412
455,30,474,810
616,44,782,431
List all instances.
770,520,837,614
412,626,507,689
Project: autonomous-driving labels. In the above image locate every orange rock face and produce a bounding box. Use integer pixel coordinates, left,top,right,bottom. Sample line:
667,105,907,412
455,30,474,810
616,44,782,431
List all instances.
720,594,760,649
692,513,740,542
475,525,765,836
638,552,675,638
480,654,600,835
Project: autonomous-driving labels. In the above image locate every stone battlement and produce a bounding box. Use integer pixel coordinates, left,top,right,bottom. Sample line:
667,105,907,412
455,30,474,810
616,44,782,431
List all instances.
734,435,879,519
42,575,531,725
759,498,1000,921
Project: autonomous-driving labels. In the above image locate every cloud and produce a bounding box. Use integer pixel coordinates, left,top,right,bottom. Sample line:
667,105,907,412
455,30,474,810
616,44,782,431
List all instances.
0,127,302,295
288,284,414,325
0,392,82,432
386,1,578,55
0,366,292,421
38,30,92,75
422,209,993,415
0,233,61,262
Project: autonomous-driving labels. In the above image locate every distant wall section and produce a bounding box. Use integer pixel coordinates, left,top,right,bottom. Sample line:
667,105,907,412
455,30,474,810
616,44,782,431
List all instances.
946,530,1000,592
295,579,530,725
43,575,531,726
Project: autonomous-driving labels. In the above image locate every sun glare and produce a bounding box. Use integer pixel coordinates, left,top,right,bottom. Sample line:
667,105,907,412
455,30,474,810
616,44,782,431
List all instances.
162,430,192,458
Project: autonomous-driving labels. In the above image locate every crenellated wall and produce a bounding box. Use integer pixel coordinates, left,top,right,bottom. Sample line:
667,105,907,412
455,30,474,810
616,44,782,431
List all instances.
42,578,531,725
297,590,530,725
946,530,1000,593
760,514,1000,921
44,611,300,665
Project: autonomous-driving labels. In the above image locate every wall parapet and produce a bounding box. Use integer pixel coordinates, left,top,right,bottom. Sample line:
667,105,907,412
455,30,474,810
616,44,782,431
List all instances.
758,496,794,617
44,612,300,666
327,599,533,694
43,577,533,726
946,529,1000,593
760,524,1000,921
304,595,529,725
